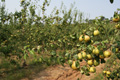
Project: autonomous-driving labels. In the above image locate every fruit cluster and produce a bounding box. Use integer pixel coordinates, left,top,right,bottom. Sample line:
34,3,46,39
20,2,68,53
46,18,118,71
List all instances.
67,29,113,75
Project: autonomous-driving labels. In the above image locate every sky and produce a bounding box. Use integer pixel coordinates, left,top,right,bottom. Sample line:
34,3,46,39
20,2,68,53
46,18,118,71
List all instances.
1,0,120,19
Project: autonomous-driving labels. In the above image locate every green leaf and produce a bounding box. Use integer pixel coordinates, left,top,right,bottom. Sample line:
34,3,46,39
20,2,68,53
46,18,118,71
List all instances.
75,60,80,68
38,57,43,63
80,69,84,74
65,53,70,57
57,57,60,64
24,45,30,50
68,60,72,66
24,54,27,60
61,62,65,67
110,0,114,4
117,8,120,11
85,72,90,76
73,54,78,59
29,49,34,55
50,51,56,56
1,0,5,2
70,35,75,39
112,48,116,53
77,78,80,80
10,59,17,65
23,50,26,54
58,39,62,43
76,43,80,47
116,41,120,47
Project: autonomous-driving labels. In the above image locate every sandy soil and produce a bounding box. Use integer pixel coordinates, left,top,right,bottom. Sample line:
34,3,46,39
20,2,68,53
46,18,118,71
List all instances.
21,60,105,80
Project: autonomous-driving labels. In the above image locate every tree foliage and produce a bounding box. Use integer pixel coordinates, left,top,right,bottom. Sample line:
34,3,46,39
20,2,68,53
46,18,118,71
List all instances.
110,0,114,4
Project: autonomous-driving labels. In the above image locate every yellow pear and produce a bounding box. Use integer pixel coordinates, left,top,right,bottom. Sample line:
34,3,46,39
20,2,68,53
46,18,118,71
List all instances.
94,30,100,36
92,48,99,56
87,59,93,66
84,35,90,42
103,50,111,58
78,53,83,60
79,35,83,41
86,54,92,60
89,67,96,73
81,51,87,58
71,61,78,70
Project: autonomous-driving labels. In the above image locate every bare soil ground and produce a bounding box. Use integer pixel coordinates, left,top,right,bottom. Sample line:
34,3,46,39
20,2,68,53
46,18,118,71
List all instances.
21,60,105,80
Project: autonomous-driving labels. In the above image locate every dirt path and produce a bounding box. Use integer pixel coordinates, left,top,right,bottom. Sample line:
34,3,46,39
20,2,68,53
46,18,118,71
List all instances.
21,60,105,80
